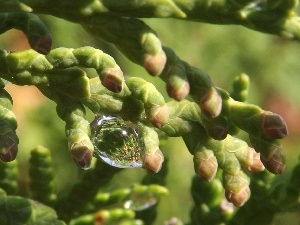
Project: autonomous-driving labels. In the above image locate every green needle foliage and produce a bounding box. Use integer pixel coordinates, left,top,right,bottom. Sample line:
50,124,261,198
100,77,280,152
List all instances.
0,0,299,224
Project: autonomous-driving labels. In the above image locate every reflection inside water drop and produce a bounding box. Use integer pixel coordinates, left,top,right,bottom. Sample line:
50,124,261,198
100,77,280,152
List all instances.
90,115,145,168
123,192,157,211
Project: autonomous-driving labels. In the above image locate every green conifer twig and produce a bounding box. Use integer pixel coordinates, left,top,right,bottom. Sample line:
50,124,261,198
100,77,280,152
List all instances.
0,46,124,93
29,145,57,206
0,160,18,195
0,12,52,54
11,0,300,42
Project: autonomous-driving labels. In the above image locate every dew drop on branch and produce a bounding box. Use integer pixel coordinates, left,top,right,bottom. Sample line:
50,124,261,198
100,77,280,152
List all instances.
90,115,145,168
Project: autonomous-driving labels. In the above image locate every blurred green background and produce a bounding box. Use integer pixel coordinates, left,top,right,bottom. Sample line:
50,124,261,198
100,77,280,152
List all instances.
0,15,299,224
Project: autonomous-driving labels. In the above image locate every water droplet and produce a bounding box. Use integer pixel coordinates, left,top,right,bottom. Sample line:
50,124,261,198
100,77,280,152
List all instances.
90,115,145,168
123,192,157,211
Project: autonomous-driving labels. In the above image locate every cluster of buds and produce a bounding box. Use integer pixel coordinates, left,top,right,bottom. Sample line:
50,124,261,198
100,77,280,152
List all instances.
0,45,127,169
0,42,289,208
0,0,294,214
228,97,288,175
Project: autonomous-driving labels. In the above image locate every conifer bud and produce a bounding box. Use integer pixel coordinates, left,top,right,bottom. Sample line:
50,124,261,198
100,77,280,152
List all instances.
225,186,250,207
230,73,249,102
101,67,124,93
245,150,265,172
261,149,285,175
193,149,218,182
70,142,93,169
166,63,190,100
144,50,166,76
223,171,250,207
0,133,18,162
261,111,288,139
143,148,164,173
147,105,169,128
249,136,286,174
167,81,190,101
29,33,52,55
203,116,228,140
199,87,222,118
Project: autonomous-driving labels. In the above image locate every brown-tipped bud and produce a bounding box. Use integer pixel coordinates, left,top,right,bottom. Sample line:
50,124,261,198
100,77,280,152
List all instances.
223,171,250,206
225,186,250,207
203,116,228,140
100,67,124,93
29,33,53,55
144,50,167,76
193,150,218,182
238,147,264,172
0,143,18,162
261,150,285,175
70,142,93,169
167,81,190,101
249,135,286,174
199,87,222,118
147,105,169,128
261,111,288,139
143,148,164,173
0,134,18,162
245,150,265,172
205,125,228,140
166,63,190,101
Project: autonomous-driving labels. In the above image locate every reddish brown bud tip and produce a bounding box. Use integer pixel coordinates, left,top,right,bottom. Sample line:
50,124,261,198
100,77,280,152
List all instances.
204,117,228,140
70,143,93,169
143,148,164,173
206,126,228,140
0,134,18,162
261,112,288,139
194,151,218,182
167,81,190,101
0,142,18,162
101,67,124,93
199,87,222,118
148,105,169,128
144,50,167,76
225,186,251,207
261,154,285,175
30,33,52,54
245,151,265,172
